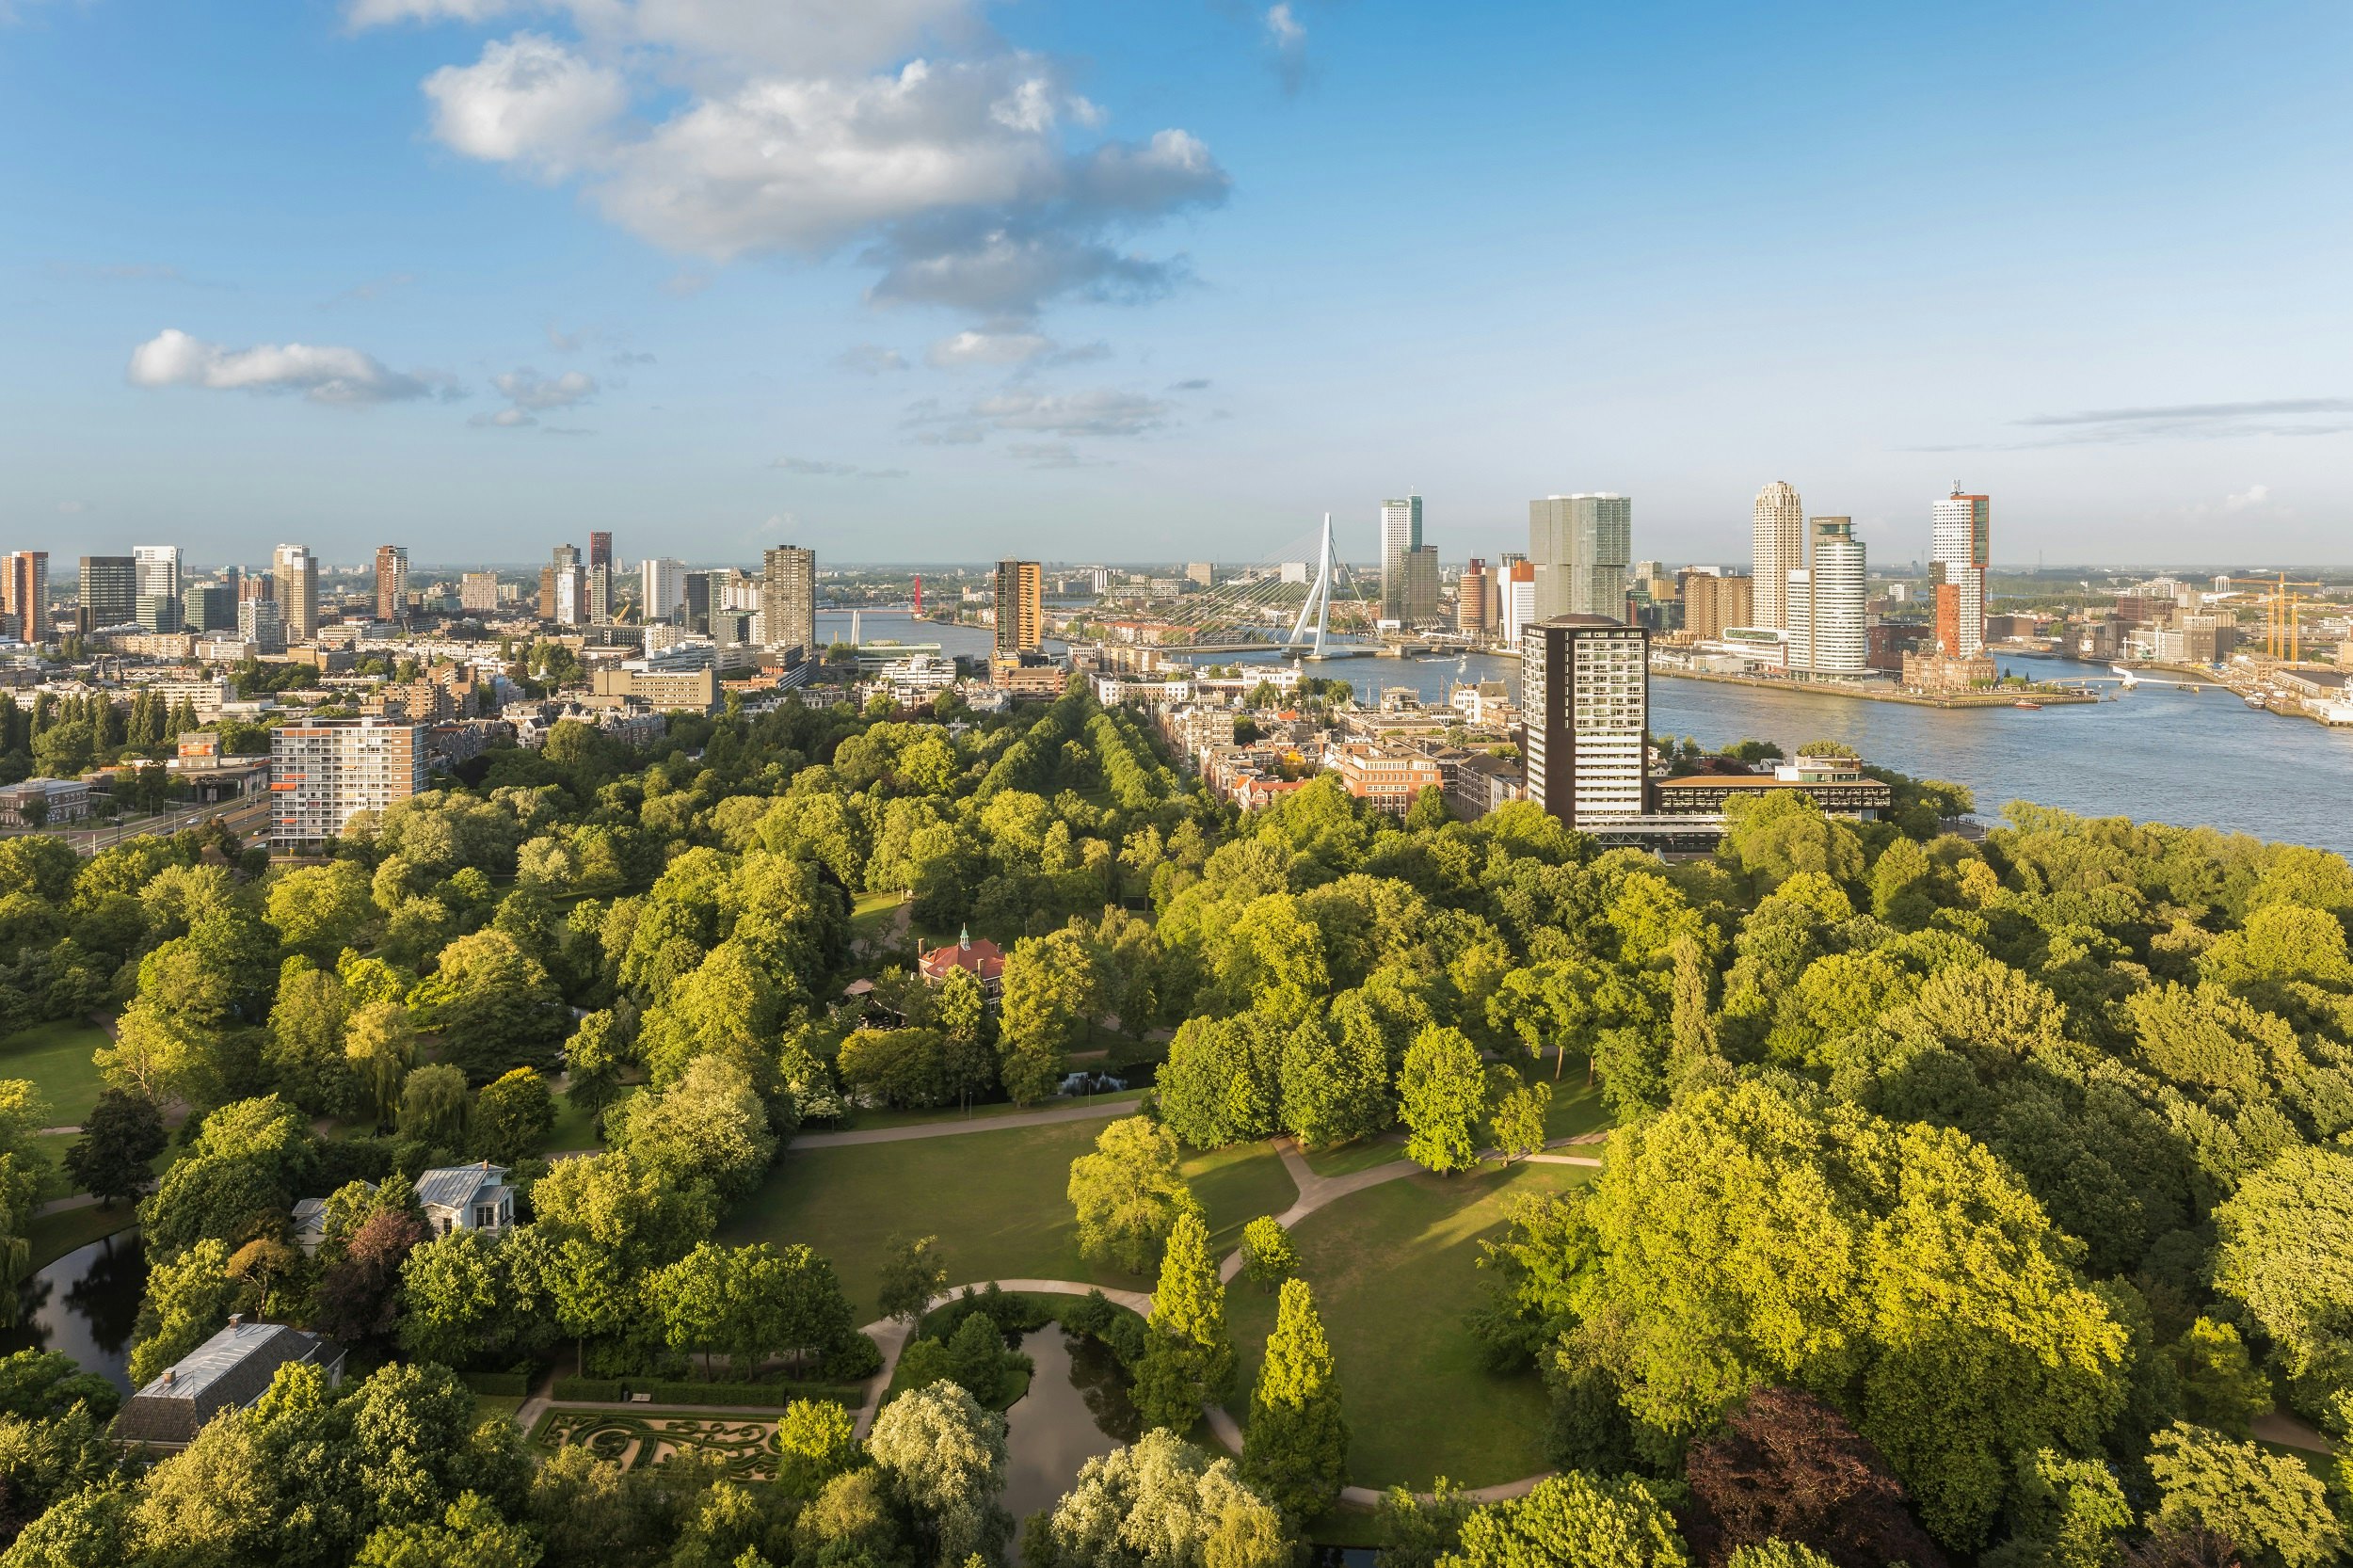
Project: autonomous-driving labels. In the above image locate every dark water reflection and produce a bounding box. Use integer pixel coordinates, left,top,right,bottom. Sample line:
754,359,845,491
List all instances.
1001,1326,1138,1539
0,1229,147,1391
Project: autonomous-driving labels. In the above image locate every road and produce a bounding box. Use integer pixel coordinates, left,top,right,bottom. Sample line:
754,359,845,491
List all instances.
27,793,273,856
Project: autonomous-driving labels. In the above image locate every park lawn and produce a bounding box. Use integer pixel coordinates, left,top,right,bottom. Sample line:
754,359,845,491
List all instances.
1224,1160,1593,1492
1300,1138,1409,1179
0,1021,113,1128
27,1202,136,1270
544,1088,608,1154
1180,1143,1300,1255
1540,1080,1611,1143
473,1394,525,1426
851,889,904,920
723,1121,1297,1320
841,1091,1144,1134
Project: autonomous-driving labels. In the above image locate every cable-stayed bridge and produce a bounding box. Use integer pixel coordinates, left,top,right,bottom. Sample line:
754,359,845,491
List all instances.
1083,514,1394,660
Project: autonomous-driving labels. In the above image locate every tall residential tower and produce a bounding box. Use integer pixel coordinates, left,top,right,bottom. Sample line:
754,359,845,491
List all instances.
274,544,318,641
1520,615,1649,827
1787,517,1867,676
1379,495,1423,623
1751,481,1804,632
760,545,816,658
1930,485,1991,657
993,560,1043,655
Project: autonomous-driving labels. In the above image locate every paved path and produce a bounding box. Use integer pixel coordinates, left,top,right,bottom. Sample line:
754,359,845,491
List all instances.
794,1098,1141,1149
2253,1411,2336,1455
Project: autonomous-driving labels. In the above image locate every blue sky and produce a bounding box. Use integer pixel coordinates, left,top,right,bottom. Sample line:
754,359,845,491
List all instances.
4,0,2351,569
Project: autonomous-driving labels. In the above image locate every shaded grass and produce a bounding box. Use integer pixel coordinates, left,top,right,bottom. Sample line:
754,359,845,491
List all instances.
27,1203,136,1270
1300,1138,1408,1179
724,1121,1295,1320
840,1091,1144,1133
544,1088,608,1154
0,1021,112,1128
473,1393,526,1425
1540,1080,1611,1143
1224,1161,1593,1491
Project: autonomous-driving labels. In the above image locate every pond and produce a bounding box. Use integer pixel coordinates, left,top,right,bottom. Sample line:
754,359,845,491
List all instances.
0,1228,147,1391
1000,1324,1140,1537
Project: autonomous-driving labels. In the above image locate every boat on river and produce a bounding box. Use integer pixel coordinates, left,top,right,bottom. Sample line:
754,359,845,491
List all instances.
2013,699,2044,711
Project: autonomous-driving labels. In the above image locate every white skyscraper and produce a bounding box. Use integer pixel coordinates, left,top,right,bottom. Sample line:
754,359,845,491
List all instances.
1786,517,1867,676
641,558,687,622
1528,494,1632,619
1751,481,1804,632
1379,495,1422,622
274,543,319,641
1930,486,1991,657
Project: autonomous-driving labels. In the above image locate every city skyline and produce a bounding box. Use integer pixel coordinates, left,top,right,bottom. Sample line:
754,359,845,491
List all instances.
5,3,2353,563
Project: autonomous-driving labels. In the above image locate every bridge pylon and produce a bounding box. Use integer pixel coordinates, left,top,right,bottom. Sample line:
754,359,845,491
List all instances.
1284,512,1338,658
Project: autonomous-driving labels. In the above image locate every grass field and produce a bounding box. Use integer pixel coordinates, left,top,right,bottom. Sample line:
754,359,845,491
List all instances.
840,1091,1144,1134
1224,1160,1592,1491
1297,1080,1610,1180
544,1086,615,1154
0,1021,112,1128
722,1119,1299,1318
1299,1138,1408,1179
27,1202,136,1270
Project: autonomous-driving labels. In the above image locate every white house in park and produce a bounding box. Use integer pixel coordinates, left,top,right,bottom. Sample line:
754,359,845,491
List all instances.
416,1162,515,1237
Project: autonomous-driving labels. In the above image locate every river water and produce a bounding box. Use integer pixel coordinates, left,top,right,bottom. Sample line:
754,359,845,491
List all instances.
0,1229,145,1391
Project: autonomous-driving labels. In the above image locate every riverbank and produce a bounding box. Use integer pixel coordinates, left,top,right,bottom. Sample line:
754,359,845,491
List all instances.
1650,664,2101,708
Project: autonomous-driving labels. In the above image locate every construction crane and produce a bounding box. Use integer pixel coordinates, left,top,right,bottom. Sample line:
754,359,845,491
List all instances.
2233,573,2329,663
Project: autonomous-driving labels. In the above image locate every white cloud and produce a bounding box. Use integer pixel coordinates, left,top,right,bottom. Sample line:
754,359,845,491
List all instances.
126,328,446,404
1264,4,1307,91
470,407,537,427
1007,440,1101,469
424,32,627,178
347,0,514,24
2225,484,2272,512
837,344,909,375
926,329,1052,368
392,13,1226,320
492,366,599,409
969,385,1168,438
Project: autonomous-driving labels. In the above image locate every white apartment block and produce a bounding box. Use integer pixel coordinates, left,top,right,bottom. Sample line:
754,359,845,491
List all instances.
268,718,426,850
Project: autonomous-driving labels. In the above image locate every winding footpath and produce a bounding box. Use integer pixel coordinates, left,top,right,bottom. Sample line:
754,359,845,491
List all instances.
834,1116,1613,1504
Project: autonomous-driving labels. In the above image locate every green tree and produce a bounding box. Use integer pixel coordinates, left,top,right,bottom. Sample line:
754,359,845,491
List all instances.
1491,1077,1552,1162
352,1489,544,1568
1400,1027,1486,1174
2213,1145,2353,1406
559,1010,627,1123
265,960,356,1115
1243,1278,1347,1520
605,1054,778,1200
396,1229,511,1368
345,1001,419,1128
866,1380,1012,1568
407,929,565,1080
1240,1218,1296,1292
128,1239,239,1387
472,1068,556,1164
265,861,377,961
776,1398,859,1498
1067,1116,1201,1274
1996,1448,2132,1568
879,1234,951,1328
397,1063,473,1149
1437,1473,1689,1568
2173,1319,2273,1439
62,1089,165,1208
1025,1429,1287,1568
2146,1422,2343,1568
1134,1210,1233,1432
999,927,1102,1105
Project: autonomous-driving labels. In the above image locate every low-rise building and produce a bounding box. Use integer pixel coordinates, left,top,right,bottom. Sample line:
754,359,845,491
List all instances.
917,928,1006,1000
989,653,1069,698
1900,649,1996,695
1333,742,1449,817
417,1162,515,1238
0,776,91,827
111,1319,347,1449
1446,752,1526,820
589,664,719,714
1653,753,1894,818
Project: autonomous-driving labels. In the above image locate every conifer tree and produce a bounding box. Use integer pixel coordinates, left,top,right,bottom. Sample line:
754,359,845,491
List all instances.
1134,1210,1234,1430
1244,1277,1348,1520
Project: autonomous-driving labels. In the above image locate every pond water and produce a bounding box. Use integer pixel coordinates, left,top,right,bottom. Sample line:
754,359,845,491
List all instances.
0,1228,146,1391
1000,1325,1140,1537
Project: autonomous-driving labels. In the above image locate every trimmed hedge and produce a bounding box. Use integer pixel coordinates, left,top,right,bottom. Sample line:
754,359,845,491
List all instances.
552,1376,860,1408
460,1371,531,1397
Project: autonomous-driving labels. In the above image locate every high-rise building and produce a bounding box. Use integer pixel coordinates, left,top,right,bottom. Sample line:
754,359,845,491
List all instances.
1678,570,1754,641
682,570,717,633
1751,481,1804,632
544,545,584,627
1930,485,1990,656
587,532,614,625
1787,518,1867,676
1520,615,1649,827
268,717,426,849
273,544,318,641
994,560,1043,655
1458,558,1491,634
1500,558,1537,646
1379,495,1422,622
760,545,816,657
79,556,136,630
459,571,500,614
239,598,286,654
185,582,239,634
640,559,687,623
1528,494,1632,619
133,545,183,633
373,546,408,622
3,552,48,643
1401,546,1440,625
1184,562,1212,587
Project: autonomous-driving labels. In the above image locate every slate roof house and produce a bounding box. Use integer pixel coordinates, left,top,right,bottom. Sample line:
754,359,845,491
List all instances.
417,1162,514,1237
110,1318,346,1448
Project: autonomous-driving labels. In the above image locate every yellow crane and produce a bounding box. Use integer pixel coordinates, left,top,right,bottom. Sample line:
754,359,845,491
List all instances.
2233,573,2328,662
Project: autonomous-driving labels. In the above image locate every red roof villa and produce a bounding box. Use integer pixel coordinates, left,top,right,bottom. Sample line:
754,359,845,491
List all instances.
918,926,1006,999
